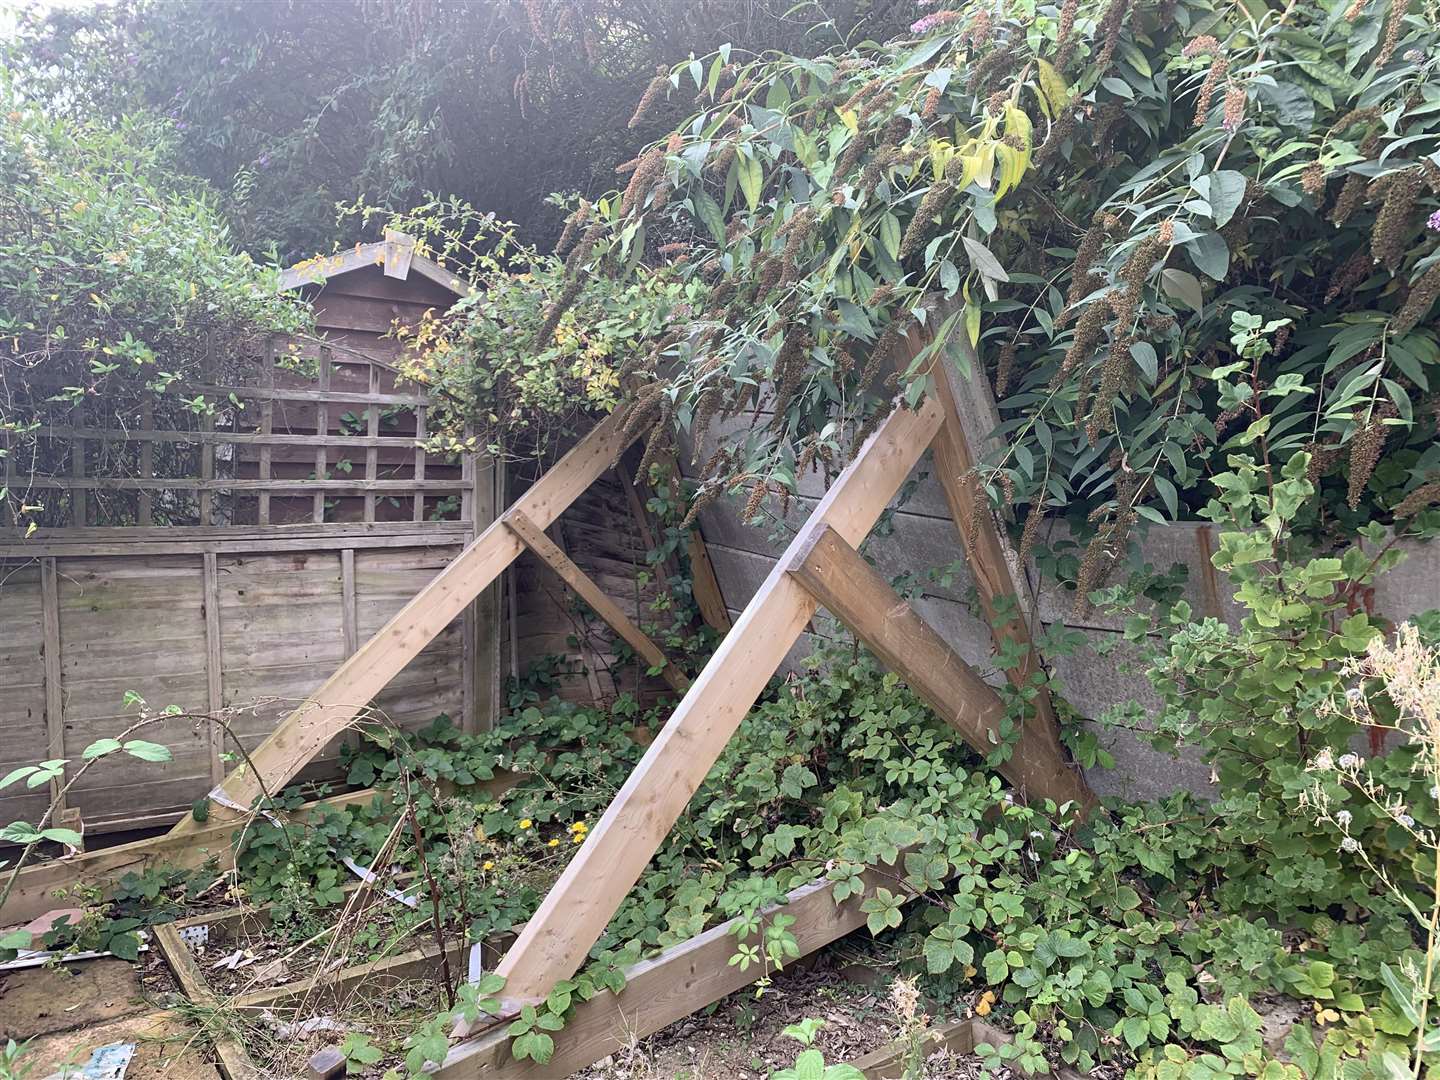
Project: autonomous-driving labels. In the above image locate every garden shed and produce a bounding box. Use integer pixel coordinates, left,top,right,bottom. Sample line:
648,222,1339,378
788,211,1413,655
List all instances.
0,231,690,842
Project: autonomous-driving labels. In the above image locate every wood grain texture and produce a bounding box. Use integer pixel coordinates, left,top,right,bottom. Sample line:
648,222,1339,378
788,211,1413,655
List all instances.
900,319,1060,735
504,509,689,694
152,922,264,1080
168,408,637,834
487,399,943,1007
440,861,907,1076
788,525,1094,812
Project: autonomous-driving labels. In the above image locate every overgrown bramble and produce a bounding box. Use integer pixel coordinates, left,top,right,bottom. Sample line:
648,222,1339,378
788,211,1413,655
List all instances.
1324,248,1374,304
554,200,590,258
909,9,962,34
1056,301,1108,387
743,478,767,520
994,342,1018,397
1094,0,1130,71
898,177,955,260
1222,84,1246,132
1019,505,1047,563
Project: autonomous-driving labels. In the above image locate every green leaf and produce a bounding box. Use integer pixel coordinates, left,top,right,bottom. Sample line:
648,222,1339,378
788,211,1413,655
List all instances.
40,828,83,846
737,153,763,211
878,213,901,262
0,929,33,950
962,236,1009,282
122,740,172,763
1186,232,1229,281
83,738,122,760
1195,170,1247,228
1160,269,1204,312
0,767,39,791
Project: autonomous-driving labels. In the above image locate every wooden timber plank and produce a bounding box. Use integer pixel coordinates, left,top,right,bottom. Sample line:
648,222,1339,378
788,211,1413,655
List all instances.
202,553,226,785
14,477,467,492
900,321,1060,735
686,528,732,633
486,398,943,1008
6,522,469,542
28,426,434,449
847,1018,998,1079
504,509,689,695
438,862,906,1077
0,787,386,926
40,557,66,817
787,525,1095,812
152,922,264,1080
168,409,637,835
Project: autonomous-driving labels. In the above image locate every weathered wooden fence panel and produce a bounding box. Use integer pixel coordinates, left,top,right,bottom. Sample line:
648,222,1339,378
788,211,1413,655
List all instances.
0,530,472,835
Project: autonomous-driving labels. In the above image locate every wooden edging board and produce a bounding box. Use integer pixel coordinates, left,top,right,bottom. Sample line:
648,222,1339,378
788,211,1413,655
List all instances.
434,860,908,1078
4,770,526,927
1,787,385,927
152,922,264,1080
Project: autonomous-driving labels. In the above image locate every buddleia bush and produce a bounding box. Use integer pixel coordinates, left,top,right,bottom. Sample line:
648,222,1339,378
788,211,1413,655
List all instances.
534,0,1440,577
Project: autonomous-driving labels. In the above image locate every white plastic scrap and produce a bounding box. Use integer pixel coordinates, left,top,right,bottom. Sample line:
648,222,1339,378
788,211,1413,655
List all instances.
342,855,419,908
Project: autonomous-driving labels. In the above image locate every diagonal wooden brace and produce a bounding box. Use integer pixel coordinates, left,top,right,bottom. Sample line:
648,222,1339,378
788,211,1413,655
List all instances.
170,408,639,835
467,398,947,1018
502,509,690,694
785,524,1095,814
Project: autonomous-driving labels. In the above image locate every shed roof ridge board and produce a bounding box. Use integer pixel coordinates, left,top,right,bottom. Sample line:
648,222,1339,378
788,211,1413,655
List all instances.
278,233,472,297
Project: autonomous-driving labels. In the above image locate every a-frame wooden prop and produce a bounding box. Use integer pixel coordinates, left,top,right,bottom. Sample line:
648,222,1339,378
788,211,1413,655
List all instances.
6,324,1095,1073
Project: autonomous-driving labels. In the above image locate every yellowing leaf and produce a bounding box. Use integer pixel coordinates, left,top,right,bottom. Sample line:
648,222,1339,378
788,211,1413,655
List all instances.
976,990,996,1017
994,144,1023,201
972,141,996,190
839,108,858,133
1037,58,1070,118
737,152,763,210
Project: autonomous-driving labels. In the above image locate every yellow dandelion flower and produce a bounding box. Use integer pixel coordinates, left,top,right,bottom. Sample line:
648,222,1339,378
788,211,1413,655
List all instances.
519,818,533,830
572,833,585,844
548,838,560,848
482,860,495,871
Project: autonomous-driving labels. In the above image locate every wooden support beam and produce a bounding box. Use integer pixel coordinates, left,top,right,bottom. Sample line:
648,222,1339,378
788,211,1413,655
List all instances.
898,320,1061,739
482,398,943,1011
686,528,732,633
40,557,66,817
168,409,638,835
503,508,689,695
439,861,907,1076
787,525,1095,813
202,552,226,785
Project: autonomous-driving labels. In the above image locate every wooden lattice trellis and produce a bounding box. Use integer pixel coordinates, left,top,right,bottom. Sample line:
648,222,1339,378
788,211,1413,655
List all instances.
3,335,469,531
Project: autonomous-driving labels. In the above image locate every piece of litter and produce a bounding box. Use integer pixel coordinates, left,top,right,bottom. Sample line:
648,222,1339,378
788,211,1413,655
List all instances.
262,1012,361,1039
178,923,210,950
211,948,256,971
0,932,149,972
42,1041,134,1080
342,856,419,908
